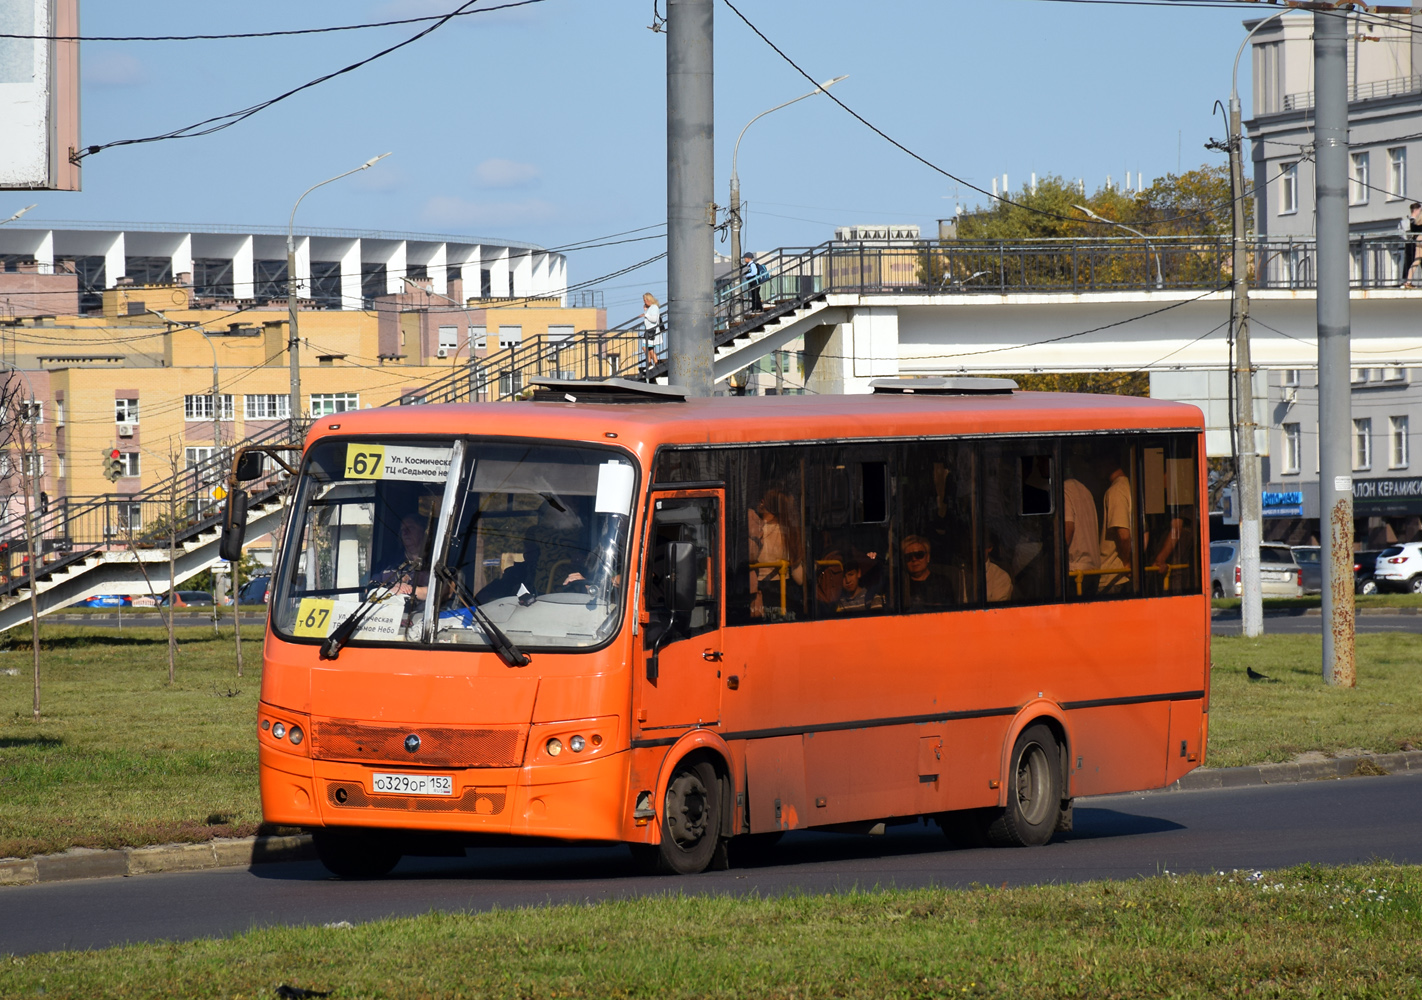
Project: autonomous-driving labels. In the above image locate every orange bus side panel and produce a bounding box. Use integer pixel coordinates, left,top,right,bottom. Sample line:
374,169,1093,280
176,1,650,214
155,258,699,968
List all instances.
801,725,948,824
744,736,808,833
1165,699,1206,786
1066,702,1170,797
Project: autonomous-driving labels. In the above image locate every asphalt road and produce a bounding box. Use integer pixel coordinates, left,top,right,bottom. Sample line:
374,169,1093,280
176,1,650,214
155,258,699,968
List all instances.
1212,610,1422,635
4,771,1420,957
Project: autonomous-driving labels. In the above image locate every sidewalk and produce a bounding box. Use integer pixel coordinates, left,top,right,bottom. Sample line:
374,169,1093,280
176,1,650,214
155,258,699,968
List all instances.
5,749,1421,887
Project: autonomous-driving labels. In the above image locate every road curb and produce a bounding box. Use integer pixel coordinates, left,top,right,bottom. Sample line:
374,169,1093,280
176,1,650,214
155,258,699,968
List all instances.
0,834,314,887
1165,749,1422,792
1209,607,1420,618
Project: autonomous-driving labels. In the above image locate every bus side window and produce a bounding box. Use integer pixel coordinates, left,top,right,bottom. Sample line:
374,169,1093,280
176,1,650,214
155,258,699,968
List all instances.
900,440,978,611
1062,436,1139,600
1140,435,1201,596
981,442,1061,605
809,448,893,618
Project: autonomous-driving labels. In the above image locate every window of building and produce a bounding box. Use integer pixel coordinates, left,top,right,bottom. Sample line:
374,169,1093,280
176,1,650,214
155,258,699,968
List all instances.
23,454,44,477
56,454,65,479
1282,369,1300,387
1352,367,1368,384
19,401,42,425
309,393,359,417
184,446,215,469
1389,147,1407,200
120,452,140,478
54,400,64,425
1350,152,1371,205
117,502,142,533
1282,422,1301,474
438,326,458,354
1280,162,1298,215
498,325,522,349
1383,367,1408,382
547,325,575,343
471,325,487,350
115,398,139,423
243,394,291,420
1254,41,1283,115
1354,417,1373,470
183,394,234,421
1391,415,1409,469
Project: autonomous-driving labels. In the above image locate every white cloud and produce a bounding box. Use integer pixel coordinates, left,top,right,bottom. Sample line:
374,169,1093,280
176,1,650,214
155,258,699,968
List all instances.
474,158,541,189
421,195,557,229
84,52,147,87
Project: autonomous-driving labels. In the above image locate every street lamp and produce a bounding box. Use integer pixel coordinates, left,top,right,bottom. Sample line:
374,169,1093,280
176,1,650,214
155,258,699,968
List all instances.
287,153,392,424
729,76,847,268
1073,204,1164,289
1,204,38,227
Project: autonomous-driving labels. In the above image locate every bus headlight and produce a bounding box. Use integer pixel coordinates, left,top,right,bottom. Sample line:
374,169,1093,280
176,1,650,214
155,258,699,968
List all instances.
546,738,563,757
271,722,287,740
288,725,304,746
569,735,586,753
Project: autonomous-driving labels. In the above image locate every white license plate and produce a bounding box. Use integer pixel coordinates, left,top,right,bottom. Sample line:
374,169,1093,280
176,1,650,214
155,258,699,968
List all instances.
371,773,453,796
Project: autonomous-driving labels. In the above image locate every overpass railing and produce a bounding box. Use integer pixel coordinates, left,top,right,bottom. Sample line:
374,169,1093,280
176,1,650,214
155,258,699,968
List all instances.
714,234,1415,328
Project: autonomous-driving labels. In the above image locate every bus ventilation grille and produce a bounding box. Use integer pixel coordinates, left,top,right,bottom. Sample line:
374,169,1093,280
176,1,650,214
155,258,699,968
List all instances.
326,782,507,815
310,720,525,768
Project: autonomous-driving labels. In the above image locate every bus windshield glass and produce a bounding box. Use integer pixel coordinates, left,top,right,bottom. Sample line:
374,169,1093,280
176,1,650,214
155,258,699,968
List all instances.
272,438,637,651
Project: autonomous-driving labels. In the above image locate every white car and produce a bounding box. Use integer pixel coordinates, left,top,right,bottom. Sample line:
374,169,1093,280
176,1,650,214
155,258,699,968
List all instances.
1373,542,1422,593
1225,542,1304,598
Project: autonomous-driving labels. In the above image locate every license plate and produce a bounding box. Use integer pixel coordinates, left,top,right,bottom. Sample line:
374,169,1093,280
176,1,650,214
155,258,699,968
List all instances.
371,773,453,796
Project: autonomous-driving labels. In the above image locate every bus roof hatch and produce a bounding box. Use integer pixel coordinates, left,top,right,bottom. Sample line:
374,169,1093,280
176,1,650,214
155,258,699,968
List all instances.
528,377,688,403
869,377,1017,395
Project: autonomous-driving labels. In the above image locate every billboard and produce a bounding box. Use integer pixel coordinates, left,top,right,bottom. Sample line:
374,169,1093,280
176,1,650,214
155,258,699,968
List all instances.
0,0,80,191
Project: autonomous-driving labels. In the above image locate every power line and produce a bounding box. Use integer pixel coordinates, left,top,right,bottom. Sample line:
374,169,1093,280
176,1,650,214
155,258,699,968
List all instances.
73,0,547,162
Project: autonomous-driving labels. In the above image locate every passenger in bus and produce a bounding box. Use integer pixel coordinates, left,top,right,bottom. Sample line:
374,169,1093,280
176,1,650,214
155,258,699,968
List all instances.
837,555,884,613
985,536,1014,603
749,487,805,618
1098,462,1134,590
902,535,955,609
815,551,845,610
375,513,431,600
1063,475,1101,597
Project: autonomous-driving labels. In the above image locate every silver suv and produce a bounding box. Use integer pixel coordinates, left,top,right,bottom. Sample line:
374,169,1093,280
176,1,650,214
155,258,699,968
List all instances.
1209,541,1303,598
1374,542,1422,593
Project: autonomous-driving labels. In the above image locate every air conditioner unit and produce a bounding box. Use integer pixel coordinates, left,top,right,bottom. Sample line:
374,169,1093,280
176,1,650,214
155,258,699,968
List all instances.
117,422,135,437
1282,387,1297,404
436,348,449,359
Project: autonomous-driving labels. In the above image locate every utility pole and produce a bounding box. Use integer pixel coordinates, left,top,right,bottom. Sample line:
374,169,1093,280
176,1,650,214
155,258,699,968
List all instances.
666,0,714,396
1229,78,1264,638
287,240,301,427
1314,9,1356,686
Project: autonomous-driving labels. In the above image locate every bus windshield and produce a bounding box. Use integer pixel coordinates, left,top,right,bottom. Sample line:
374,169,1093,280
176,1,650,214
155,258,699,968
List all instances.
272,437,637,652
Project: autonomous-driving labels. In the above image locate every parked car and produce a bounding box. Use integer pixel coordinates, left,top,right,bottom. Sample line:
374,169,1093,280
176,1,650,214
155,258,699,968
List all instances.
1209,541,1303,598
69,594,131,608
1373,542,1422,593
1354,549,1384,595
238,575,271,605
1291,545,1322,594
158,590,216,607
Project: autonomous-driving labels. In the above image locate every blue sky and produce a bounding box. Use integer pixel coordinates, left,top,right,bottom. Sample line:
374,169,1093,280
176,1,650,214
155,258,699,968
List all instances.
12,0,1260,321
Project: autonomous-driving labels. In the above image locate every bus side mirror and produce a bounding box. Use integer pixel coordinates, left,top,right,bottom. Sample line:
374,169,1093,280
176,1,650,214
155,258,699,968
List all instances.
219,488,249,563
234,451,265,482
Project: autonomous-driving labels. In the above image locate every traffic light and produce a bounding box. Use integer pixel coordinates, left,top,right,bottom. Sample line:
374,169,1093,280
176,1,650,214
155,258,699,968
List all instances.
103,449,124,482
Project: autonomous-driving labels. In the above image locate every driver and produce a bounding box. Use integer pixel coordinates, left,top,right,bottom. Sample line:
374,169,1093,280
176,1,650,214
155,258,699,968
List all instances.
375,512,431,600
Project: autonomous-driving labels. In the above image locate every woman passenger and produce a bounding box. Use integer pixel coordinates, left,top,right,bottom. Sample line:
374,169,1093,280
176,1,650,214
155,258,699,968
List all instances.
749,487,805,619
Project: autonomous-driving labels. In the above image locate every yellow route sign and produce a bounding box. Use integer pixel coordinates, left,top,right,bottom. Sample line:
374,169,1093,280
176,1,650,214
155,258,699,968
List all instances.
344,445,386,480
292,598,335,637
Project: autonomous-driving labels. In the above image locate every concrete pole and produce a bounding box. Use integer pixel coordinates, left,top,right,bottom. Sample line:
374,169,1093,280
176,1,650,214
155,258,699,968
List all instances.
287,244,301,425
1228,97,1264,638
1314,10,1356,686
666,0,714,395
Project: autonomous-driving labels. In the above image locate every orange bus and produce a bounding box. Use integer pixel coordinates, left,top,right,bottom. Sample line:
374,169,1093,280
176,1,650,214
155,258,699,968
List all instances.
233,377,1209,877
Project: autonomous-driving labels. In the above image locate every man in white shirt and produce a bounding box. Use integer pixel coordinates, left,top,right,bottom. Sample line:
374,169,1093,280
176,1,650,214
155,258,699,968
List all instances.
1098,465,1133,591
1062,477,1100,597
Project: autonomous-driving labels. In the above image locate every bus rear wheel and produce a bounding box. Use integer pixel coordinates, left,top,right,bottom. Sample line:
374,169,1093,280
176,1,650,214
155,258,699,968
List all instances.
312,829,402,879
634,758,722,875
985,724,1062,848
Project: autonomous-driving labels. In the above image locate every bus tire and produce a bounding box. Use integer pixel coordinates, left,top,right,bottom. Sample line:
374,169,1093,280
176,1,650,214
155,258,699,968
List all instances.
636,757,722,875
985,724,1062,848
311,829,402,879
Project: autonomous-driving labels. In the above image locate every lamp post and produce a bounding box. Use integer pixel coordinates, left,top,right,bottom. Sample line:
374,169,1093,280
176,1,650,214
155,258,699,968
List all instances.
729,75,847,270
287,154,392,425
1072,204,1164,289
1,204,38,227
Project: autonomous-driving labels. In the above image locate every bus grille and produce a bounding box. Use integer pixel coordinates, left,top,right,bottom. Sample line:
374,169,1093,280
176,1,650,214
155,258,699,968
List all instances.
310,720,525,768
326,782,507,815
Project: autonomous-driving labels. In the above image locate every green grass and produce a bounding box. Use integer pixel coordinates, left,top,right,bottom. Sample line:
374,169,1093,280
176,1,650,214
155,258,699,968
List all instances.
5,863,1421,997
1211,593,1422,610
1207,633,1422,767
0,627,267,859
2,627,1421,860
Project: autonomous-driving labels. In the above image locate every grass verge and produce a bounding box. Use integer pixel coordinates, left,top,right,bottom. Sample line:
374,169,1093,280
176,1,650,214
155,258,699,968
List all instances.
1207,633,1422,767
0,626,265,859
5,863,1421,998
2,627,1421,859
1212,593,1422,610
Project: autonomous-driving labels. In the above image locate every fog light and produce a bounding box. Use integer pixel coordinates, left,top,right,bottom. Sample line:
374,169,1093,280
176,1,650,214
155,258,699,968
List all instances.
546,738,563,757
288,725,303,746
271,722,286,740
569,735,585,753
261,719,270,731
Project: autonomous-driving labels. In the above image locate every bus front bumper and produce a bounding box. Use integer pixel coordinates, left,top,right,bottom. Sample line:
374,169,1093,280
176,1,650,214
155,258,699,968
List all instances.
259,743,632,842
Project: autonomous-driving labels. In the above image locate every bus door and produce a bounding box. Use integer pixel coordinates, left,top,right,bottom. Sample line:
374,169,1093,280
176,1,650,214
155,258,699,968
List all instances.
636,490,724,732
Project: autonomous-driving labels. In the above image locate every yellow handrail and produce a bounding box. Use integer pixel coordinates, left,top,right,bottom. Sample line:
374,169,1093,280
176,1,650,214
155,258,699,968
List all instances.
750,559,789,613
1069,563,1191,595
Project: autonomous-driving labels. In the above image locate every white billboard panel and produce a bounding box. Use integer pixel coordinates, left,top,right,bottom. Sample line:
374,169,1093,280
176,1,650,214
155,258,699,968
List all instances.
0,0,80,191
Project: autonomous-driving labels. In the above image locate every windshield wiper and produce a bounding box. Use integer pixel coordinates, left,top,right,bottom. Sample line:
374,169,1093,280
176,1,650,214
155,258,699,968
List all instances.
318,561,413,660
434,564,530,667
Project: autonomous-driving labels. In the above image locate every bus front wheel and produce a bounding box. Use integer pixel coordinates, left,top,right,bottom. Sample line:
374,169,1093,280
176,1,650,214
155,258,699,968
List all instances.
985,724,1063,848
634,757,722,875
312,829,402,879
